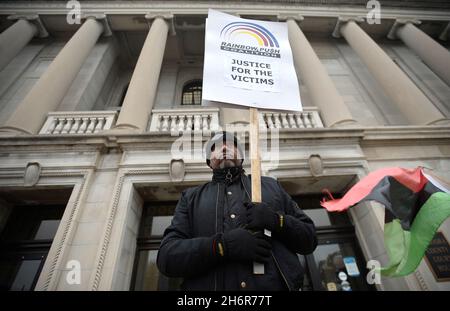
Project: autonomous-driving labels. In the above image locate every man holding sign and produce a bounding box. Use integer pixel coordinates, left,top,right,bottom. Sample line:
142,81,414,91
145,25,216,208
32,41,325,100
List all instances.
203,9,306,275
157,131,317,290
158,10,316,291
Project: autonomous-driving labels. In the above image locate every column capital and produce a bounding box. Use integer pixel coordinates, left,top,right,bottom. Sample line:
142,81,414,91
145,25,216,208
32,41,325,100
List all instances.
145,12,176,35
332,16,364,38
7,14,48,38
277,14,304,22
439,22,450,41
81,13,112,37
387,19,421,40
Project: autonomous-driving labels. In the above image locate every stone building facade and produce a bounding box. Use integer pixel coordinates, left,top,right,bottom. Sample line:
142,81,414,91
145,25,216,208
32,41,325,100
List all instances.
0,0,449,291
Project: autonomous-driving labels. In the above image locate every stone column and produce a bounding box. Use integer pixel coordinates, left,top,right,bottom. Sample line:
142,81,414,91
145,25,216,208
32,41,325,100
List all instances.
0,17,104,134
0,19,38,72
393,21,450,86
287,19,357,127
338,19,447,125
113,15,170,132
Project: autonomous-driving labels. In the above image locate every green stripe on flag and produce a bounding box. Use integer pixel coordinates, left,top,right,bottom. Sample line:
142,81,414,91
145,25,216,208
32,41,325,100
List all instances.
381,219,408,276
381,192,450,277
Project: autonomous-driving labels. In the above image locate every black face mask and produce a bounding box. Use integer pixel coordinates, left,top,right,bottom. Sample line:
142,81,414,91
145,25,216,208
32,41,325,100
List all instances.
212,166,244,184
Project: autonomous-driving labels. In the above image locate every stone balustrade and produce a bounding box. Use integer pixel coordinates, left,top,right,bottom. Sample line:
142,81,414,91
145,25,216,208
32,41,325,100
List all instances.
260,107,324,129
148,108,220,133
39,110,118,134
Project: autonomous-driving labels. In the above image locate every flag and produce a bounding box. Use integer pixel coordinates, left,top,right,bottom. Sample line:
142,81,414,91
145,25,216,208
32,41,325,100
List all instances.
321,167,450,277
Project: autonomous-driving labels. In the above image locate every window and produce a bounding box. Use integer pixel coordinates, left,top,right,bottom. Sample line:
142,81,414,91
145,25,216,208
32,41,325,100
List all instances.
292,194,376,291
131,202,182,291
0,205,65,291
181,80,202,105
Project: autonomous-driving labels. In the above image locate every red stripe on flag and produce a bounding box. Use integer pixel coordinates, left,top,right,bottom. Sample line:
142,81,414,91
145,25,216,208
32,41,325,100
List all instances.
321,167,427,212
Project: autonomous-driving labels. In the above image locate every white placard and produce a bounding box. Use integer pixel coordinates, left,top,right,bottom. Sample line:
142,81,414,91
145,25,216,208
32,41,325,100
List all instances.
202,9,302,112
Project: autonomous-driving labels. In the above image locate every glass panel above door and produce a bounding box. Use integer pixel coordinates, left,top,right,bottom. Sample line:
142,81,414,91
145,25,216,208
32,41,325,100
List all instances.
311,241,373,291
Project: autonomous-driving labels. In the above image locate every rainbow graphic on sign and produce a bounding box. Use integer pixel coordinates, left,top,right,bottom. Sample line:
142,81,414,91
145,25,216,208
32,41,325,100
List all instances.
220,22,280,48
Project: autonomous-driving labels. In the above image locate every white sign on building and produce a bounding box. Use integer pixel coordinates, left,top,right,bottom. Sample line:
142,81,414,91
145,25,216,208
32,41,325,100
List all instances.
202,9,302,111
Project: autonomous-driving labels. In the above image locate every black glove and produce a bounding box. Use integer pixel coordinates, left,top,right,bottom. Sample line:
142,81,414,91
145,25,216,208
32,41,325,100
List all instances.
245,202,283,232
216,228,271,263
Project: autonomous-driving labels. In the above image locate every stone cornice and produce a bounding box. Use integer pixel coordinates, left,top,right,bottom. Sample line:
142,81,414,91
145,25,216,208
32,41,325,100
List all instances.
0,1,449,22
361,126,450,146
0,126,449,152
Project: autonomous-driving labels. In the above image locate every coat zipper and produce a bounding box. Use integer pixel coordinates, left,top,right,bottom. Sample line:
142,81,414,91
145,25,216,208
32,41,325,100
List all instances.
271,251,292,291
241,175,251,202
214,183,220,291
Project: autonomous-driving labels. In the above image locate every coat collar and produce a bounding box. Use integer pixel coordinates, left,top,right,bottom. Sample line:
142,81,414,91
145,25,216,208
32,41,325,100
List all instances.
212,166,244,185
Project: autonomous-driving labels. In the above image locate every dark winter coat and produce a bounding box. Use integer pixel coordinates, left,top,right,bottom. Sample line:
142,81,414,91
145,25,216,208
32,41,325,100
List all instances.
157,167,317,291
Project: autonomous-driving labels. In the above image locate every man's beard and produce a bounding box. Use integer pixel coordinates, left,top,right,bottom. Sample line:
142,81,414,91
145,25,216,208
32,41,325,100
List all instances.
218,158,237,169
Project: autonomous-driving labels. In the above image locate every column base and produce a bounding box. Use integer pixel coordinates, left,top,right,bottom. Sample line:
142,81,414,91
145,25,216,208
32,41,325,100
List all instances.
104,124,143,135
0,126,33,136
329,119,360,128
426,118,450,126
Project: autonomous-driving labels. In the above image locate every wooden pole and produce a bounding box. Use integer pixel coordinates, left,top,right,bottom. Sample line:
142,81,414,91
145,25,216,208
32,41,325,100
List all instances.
250,108,262,202
250,107,265,274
